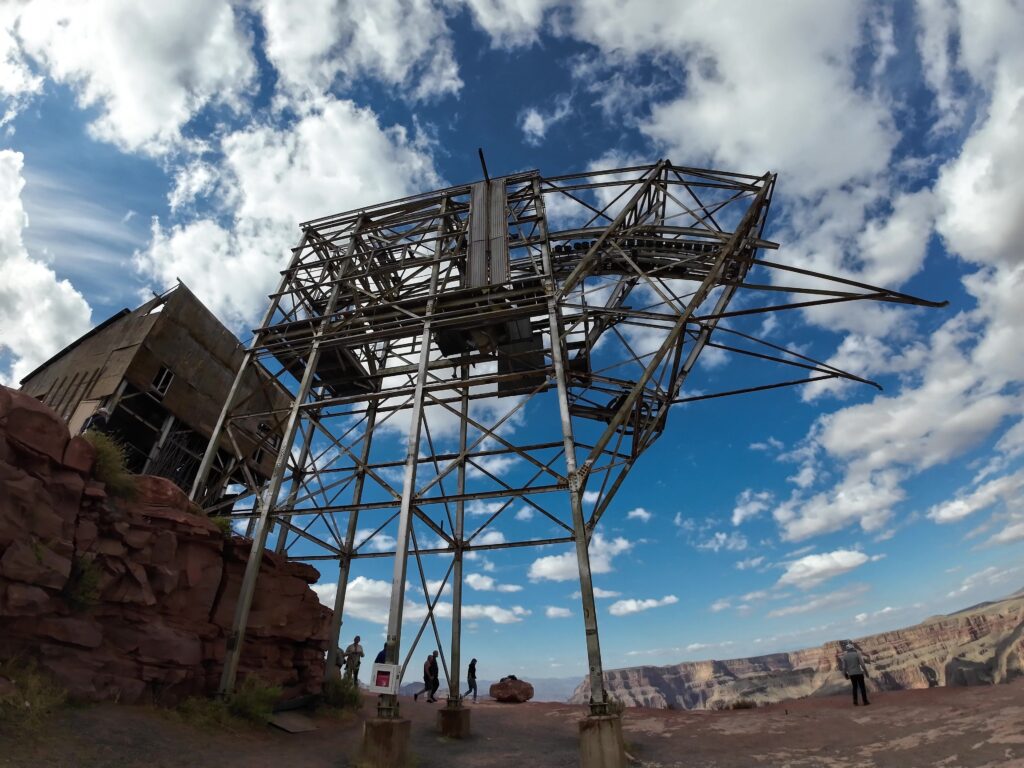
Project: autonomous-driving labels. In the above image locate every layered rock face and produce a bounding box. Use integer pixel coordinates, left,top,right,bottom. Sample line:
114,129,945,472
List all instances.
0,386,331,703
571,596,1024,710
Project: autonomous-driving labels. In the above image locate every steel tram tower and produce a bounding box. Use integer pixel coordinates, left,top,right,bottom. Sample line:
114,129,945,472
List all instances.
190,160,942,759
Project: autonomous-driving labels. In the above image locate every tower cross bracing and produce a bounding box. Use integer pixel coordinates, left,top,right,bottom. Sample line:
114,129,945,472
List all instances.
189,160,943,718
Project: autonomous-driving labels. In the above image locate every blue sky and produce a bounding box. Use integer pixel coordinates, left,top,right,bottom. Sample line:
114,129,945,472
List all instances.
2,1,1023,681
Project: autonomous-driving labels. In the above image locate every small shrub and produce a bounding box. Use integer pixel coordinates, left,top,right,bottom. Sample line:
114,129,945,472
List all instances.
321,676,362,711
177,696,238,730
210,516,234,537
227,677,281,723
82,431,137,499
63,556,101,612
0,657,68,733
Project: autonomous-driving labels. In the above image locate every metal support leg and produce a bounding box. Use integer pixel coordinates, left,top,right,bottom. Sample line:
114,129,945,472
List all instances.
325,404,378,677
447,365,469,708
142,413,175,475
535,179,611,715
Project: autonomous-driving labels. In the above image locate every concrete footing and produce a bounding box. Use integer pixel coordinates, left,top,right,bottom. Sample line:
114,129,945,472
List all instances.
437,705,471,738
579,715,627,768
360,717,411,767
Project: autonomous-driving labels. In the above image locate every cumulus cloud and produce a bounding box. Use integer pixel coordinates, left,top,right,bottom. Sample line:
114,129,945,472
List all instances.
528,534,633,582
767,584,869,618
312,577,530,625
735,556,765,571
258,0,461,104
519,94,572,145
626,507,652,523
0,151,92,384
947,565,1022,599
776,550,871,591
927,469,1024,524
13,1,256,153
697,531,748,553
545,606,572,618
466,573,522,592
732,490,773,526
608,594,678,616
135,98,442,327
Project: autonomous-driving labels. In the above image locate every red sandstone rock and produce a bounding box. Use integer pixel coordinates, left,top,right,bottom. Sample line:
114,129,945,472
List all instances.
0,538,72,590
62,436,96,475
0,386,331,705
5,582,53,614
490,678,535,703
3,389,69,465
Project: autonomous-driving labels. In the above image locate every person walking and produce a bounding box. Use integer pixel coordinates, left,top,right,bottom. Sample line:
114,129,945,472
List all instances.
344,635,364,682
840,642,870,706
414,651,440,702
464,658,478,702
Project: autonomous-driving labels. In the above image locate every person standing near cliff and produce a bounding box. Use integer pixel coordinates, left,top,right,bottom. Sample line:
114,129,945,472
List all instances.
414,651,440,702
840,642,870,706
464,658,478,702
344,635,364,682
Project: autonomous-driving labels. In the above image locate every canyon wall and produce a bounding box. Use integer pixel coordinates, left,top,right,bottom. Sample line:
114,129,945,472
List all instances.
571,596,1024,710
0,385,331,703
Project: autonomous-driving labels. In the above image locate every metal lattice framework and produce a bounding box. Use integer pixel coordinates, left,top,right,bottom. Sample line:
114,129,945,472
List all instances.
189,160,942,719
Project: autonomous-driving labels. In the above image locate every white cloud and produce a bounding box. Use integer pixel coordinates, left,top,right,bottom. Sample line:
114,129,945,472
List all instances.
514,506,535,521
545,606,572,619
947,565,1022,599
732,490,772,526
466,573,522,593
135,98,442,328
709,598,731,613
353,528,397,553
626,507,652,523
927,469,1024,524
528,533,633,582
608,594,678,616
750,437,784,452
570,587,621,600
519,94,572,145
696,531,748,553
0,150,92,384
767,584,869,618
735,556,765,571
14,1,256,153
259,0,460,105
459,0,555,48
776,550,871,591
582,491,601,505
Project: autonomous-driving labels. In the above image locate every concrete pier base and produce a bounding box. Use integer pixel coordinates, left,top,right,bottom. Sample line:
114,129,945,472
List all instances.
579,715,627,768
360,717,411,767
437,705,471,738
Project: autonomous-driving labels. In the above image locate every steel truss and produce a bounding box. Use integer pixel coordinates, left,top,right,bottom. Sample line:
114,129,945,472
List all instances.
189,161,943,717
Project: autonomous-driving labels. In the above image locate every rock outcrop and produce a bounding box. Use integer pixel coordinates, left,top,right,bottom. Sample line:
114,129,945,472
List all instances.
0,386,331,703
570,595,1024,709
490,678,535,703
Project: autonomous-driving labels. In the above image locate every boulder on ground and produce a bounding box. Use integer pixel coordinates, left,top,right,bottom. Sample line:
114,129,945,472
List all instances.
490,678,535,703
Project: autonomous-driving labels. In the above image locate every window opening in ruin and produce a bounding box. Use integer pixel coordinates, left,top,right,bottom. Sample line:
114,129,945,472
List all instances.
151,366,173,398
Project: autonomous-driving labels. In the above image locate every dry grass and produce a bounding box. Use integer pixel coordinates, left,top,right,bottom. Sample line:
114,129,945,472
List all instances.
0,657,68,734
81,430,137,499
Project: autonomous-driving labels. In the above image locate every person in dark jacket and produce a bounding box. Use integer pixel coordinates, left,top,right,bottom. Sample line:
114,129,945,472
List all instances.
840,642,870,706
374,646,387,665
414,651,440,702
464,658,478,702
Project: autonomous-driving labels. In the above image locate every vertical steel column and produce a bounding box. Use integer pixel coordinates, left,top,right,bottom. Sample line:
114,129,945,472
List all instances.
217,227,355,695
142,413,175,474
324,403,379,677
446,364,470,707
535,179,610,716
379,205,445,718
275,418,317,554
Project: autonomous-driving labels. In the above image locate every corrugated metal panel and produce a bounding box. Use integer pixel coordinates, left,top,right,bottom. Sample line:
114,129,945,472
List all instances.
487,179,509,287
467,181,489,288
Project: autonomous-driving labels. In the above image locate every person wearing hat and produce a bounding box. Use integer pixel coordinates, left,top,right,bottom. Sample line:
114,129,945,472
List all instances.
80,406,111,435
840,641,870,706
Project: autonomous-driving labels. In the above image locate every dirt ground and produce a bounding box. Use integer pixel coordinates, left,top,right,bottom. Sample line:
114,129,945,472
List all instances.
3,679,1023,768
